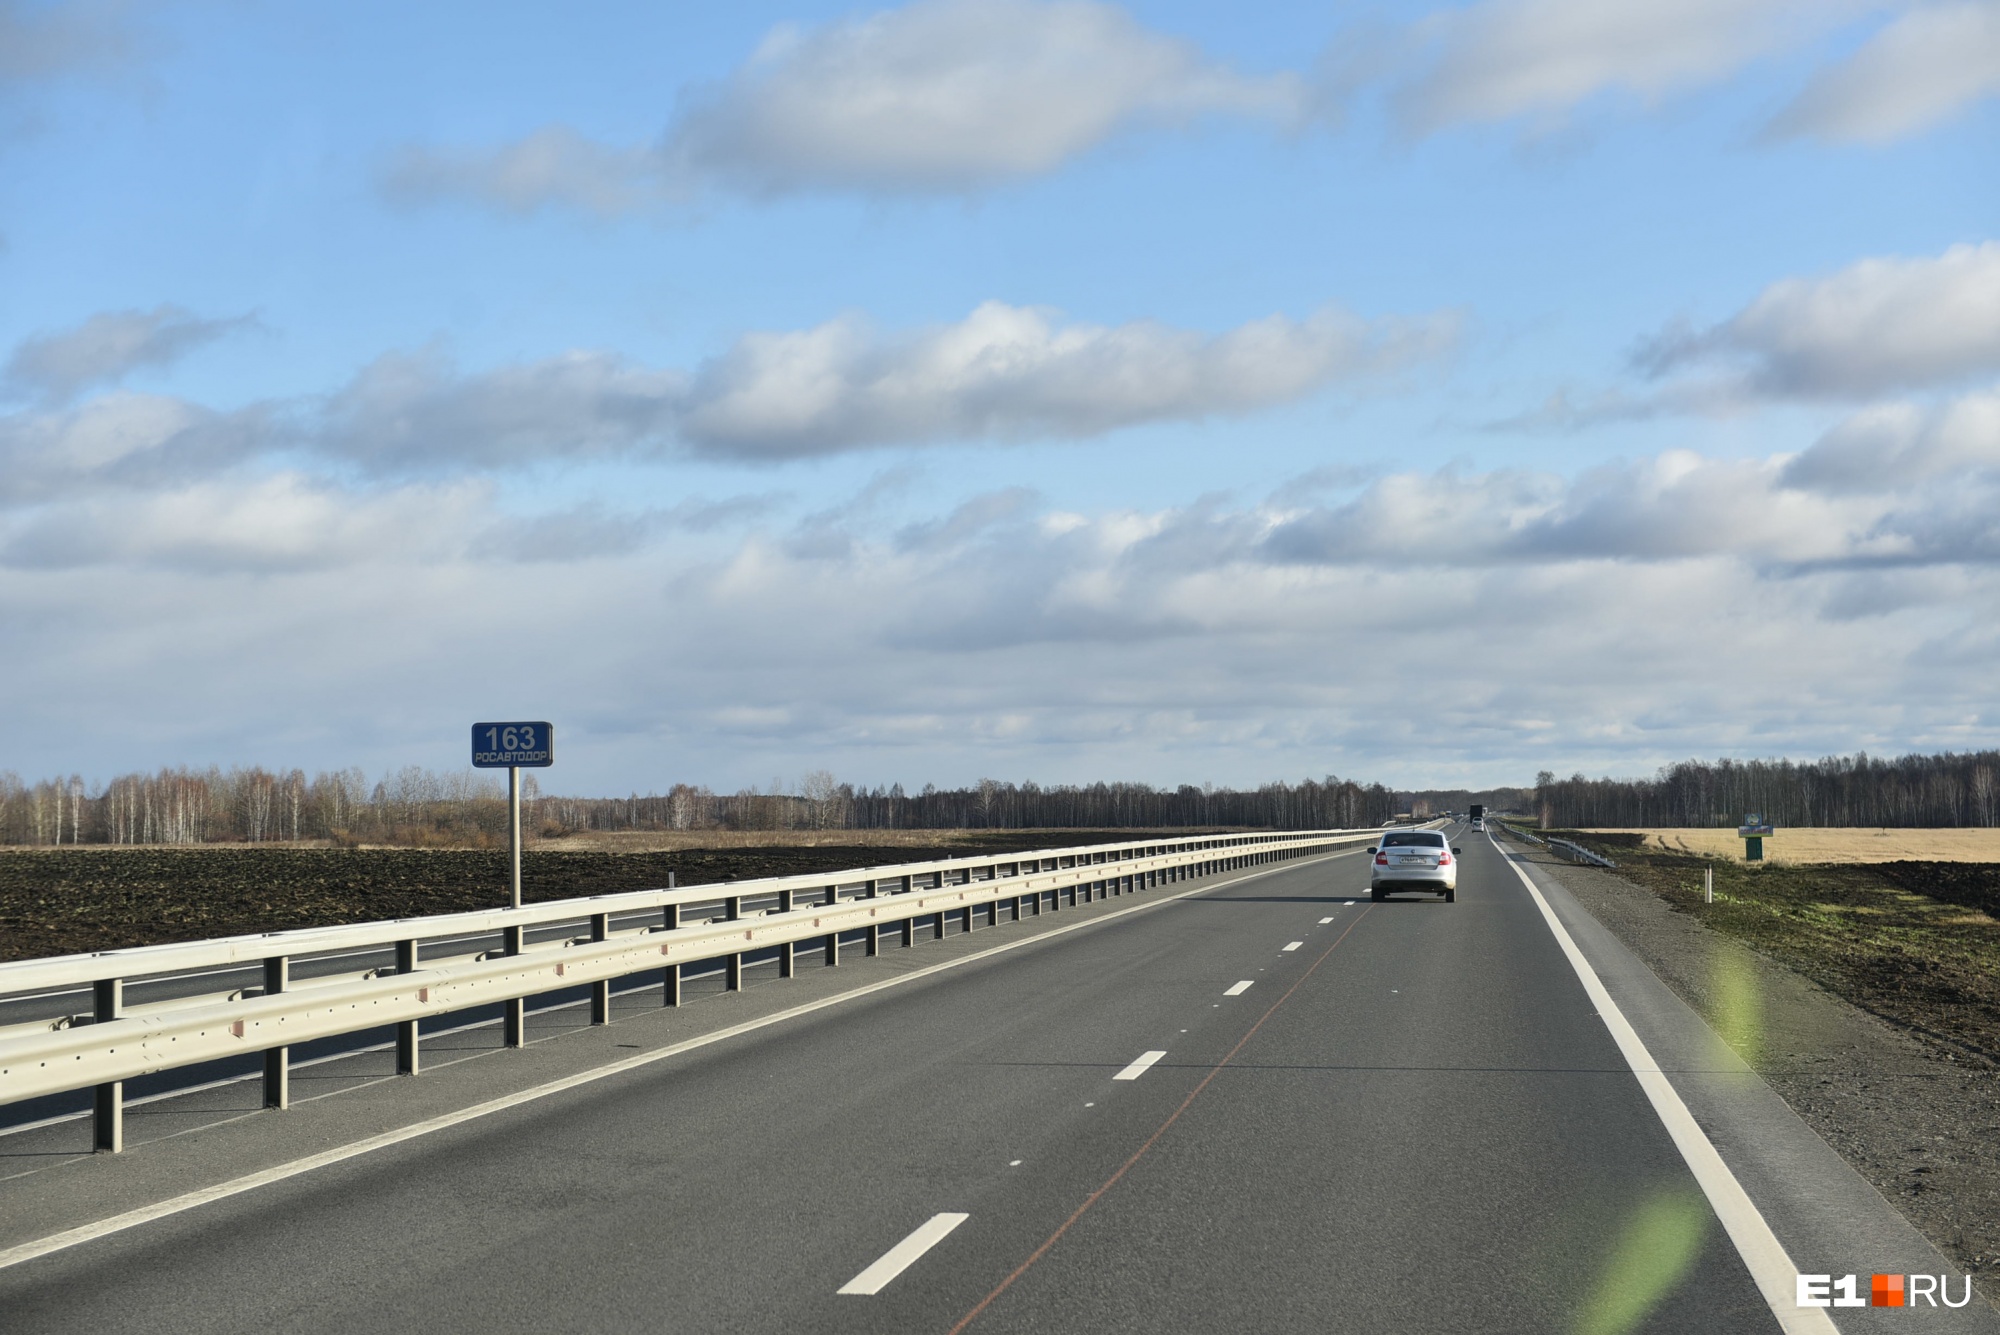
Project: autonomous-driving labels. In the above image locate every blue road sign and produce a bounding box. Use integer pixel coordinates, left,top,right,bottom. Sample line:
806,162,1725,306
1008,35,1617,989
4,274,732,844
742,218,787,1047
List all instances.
471,721,554,768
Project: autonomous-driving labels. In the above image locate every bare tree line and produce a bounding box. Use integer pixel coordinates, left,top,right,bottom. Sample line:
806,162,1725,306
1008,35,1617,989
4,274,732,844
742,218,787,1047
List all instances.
0,766,1424,845
1533,750,2000,829
590,773,1409,834
0,766,534,847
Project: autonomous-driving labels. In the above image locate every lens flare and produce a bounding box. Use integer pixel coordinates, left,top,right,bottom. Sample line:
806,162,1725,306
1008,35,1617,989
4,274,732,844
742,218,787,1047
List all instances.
1572,1186,1710,1335
1710,945,1764,1068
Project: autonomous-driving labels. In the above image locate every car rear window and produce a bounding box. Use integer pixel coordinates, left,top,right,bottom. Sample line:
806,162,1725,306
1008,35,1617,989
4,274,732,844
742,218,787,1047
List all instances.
1381,832,1446,847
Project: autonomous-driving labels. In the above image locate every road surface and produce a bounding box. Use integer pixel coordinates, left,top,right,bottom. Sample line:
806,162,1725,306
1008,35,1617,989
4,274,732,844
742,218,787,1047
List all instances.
0,828,1988,1333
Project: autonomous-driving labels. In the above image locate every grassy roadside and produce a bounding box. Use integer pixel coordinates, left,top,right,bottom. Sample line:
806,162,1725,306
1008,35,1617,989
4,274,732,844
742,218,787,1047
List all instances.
1530,829,2000,1066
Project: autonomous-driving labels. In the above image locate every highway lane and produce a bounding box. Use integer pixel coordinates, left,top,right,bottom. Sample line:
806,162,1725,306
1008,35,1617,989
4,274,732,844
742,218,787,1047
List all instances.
0,829,1788,1332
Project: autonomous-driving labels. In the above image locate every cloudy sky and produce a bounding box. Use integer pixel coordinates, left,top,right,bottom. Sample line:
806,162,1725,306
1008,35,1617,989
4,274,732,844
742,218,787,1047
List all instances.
2,0,1997,795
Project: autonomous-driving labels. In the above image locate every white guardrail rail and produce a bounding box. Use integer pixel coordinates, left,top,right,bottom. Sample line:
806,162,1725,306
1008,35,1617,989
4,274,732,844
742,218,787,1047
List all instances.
0,828,1377,1153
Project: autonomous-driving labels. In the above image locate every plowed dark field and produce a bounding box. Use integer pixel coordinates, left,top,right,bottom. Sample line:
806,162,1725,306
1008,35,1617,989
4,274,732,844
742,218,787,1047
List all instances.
0,830,1196,963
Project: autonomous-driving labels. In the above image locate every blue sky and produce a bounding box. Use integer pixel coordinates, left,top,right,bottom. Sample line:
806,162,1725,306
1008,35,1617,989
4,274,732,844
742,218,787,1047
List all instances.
2,0,1997,795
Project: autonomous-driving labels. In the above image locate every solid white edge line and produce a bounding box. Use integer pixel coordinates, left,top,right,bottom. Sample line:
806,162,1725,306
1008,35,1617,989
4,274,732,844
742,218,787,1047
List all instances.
1223,981,1253,996
1112,1050,1167,1081
837,1212,970,1295
0,848,1359,1274
1492,837,1837,1335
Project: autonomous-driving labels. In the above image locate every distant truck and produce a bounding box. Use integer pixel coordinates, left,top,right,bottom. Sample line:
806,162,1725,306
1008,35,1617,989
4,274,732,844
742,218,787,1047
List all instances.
1469,803,1485,831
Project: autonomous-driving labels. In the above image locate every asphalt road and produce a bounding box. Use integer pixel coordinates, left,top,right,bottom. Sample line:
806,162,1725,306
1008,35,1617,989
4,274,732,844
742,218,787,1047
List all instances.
0,829,1951,1332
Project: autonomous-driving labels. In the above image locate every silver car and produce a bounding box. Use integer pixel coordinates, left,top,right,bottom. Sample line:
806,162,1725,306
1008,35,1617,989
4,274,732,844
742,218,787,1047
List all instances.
1368,830,1460,902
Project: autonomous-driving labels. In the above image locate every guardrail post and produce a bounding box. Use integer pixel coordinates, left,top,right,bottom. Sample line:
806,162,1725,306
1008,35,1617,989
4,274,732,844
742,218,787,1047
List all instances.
503,923,526,1047
823,885,839,967
902,875,917,947
865,879,880,956
778,890,795,977
985,898,998,926
725,894,744,991
396,939,420,1074
663,901,681,1006
262,955,289,1109
590,913,611,1023
92,978,122,1153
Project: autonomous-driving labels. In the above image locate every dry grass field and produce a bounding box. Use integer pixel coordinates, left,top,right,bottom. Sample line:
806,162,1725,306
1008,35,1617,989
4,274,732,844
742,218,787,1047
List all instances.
1583,827,2000,865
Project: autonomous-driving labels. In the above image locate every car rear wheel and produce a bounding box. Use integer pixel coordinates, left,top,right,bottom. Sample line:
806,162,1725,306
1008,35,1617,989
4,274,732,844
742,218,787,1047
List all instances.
1370,887,1384,902
1444,887,1456,903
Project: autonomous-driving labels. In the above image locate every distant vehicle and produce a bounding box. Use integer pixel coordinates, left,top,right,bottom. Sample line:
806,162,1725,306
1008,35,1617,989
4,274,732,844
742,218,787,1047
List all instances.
1469,803,1485,832
1367,830,1460,902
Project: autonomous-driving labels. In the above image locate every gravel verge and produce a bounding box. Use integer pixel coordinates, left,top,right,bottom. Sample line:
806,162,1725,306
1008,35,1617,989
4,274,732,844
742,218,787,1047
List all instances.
1513,841,2000,1307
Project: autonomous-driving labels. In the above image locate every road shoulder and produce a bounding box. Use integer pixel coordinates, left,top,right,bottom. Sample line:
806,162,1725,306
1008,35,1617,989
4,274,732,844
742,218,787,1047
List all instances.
1507,838,2000,1322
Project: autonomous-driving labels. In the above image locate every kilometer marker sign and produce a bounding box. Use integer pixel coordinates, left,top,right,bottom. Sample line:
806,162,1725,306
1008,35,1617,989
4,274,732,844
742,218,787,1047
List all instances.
470,721,553,920
472,721,554,768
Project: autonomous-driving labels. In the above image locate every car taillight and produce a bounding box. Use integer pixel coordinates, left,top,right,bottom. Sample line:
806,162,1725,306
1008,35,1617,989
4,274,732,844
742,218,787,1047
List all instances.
1439,852,1451,865
1375,853,1388,864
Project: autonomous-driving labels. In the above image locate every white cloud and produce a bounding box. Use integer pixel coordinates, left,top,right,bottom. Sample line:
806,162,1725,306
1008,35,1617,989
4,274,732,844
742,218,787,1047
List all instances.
302,302,1454,469
5,442,2000,788
0,475,484,572
665,0,1305,194
1392,0,1857,131
1771,1,2000,143
1781,386,2000,490
1257,452,1917,570
3,305,253,403
0,391,271,502
383,0,1304,211
316,347,685,471
0,299,1448,486
676,301,1458,459
1637,240,2000,398
380,126,658,217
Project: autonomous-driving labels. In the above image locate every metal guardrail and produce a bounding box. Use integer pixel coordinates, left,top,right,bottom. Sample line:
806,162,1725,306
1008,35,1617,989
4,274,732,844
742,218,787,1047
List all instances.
1493,822,1614,867
1549,838,1617,869
0,828,1375,1153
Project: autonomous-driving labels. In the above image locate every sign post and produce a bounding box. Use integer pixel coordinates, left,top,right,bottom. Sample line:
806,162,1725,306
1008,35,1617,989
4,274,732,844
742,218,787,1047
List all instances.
1737,813,1774,863
472,722,555,909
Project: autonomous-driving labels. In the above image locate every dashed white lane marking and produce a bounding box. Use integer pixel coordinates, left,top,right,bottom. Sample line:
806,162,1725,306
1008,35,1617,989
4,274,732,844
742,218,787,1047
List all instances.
1318,917,1335,924
1113,1050,1167,1081
1282,941,1303,952
1223,981,1254,996
838,1212,970,1296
